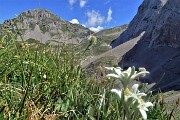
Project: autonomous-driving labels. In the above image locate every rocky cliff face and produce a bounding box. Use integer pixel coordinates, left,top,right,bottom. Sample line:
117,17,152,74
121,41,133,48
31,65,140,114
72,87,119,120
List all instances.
0,9,93,44
112,0,180,48
112,0,180,92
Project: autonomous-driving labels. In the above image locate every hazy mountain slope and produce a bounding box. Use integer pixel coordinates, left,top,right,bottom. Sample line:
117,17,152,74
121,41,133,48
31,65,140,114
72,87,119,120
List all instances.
81,33,142,68
79,24,128,58
0,9,93,44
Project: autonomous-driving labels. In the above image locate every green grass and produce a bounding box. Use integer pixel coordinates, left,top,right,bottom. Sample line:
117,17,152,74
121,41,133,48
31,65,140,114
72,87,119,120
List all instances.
0,29,179,120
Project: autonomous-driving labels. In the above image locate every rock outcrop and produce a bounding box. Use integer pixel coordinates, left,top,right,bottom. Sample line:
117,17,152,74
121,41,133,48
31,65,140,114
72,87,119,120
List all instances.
111,0,180,92
0,9,93,44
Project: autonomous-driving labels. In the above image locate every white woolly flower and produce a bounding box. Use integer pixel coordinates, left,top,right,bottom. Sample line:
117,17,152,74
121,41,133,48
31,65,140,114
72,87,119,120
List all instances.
107,66,153,119
111,84,153,120
105,66,149,87
111,84,146,102
137,99,153,120
128,84,147,100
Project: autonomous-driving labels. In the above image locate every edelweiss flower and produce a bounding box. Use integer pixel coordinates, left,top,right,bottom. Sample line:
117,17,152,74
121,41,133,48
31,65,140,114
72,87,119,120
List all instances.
111,84,153,119
111,84,146,102
105,67,122,78
137,99,153,120
105,66,149,87
129,84,147,100
107,66,153,119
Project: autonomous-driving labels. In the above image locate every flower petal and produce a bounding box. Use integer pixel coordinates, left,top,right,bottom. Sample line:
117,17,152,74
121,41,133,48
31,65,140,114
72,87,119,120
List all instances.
133,71,149,79
106,74,119,78
111,89,122,98
139,109,147,120
104,67,115,70
114,67,122,76
137,93,147,97
116,67,123,70
145,102,153,108
123,67,132,76
131,84,139,93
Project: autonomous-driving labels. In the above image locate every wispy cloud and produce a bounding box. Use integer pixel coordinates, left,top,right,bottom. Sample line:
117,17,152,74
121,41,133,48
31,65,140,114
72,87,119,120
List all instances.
70,18,79,24
86,10,105,27
68,0,87,8
69,0,77,6
107,8,112,22
105,0,111,5
89,26,104,33
80,0,87,8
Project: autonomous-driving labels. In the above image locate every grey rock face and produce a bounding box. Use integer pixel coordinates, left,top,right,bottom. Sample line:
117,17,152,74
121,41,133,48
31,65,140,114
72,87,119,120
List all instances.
112,0,180,48
1,9,93,44
112,0,180,92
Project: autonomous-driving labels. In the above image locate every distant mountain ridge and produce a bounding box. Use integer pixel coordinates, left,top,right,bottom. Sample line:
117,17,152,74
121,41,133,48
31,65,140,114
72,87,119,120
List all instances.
0,9,93,44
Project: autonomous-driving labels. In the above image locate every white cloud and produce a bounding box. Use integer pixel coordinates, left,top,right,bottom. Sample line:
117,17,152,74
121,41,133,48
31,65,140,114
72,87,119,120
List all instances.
80,0,86,8
69,0,77,5
86,10,105,27
89,26,104,33
82,24,86,27
107,8,112,22
70,19,79,24
69,0,87,8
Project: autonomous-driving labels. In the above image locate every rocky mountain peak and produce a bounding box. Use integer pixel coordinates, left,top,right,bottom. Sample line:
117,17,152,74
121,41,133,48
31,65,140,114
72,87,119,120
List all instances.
1,9,93,44
111,0,180,92
111,0,180,48
23,9,56,19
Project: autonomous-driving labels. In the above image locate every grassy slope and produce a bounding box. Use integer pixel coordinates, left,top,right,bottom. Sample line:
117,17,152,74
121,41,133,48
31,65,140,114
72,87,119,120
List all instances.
0,27,179,120
77,25,128,62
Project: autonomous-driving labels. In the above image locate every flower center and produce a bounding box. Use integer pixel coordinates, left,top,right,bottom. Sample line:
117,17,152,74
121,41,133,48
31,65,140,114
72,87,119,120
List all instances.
124,88,131,95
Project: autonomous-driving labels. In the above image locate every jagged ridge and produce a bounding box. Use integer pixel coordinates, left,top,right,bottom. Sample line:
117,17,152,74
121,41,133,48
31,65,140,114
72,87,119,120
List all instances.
0,9,93,44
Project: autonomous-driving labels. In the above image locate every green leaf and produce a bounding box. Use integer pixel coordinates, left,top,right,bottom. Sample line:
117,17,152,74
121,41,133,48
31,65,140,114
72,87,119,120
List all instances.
87,106,95,120
61,99,70,112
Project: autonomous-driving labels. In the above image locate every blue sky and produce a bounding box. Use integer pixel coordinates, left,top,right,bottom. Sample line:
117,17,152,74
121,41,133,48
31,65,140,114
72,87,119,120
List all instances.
0,0,143,32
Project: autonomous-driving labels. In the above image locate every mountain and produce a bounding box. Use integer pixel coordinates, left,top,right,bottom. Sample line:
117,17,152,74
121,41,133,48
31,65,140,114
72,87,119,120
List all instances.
0,9,129,75
0,9,129,66
111,0,180,92
0,9,93,44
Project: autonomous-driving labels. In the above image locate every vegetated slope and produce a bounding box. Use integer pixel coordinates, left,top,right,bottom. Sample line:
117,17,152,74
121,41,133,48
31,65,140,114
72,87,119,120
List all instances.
93,24,128,55
111,0,180,92
0,9,93,44
81,33,143,68
79,24,128,59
